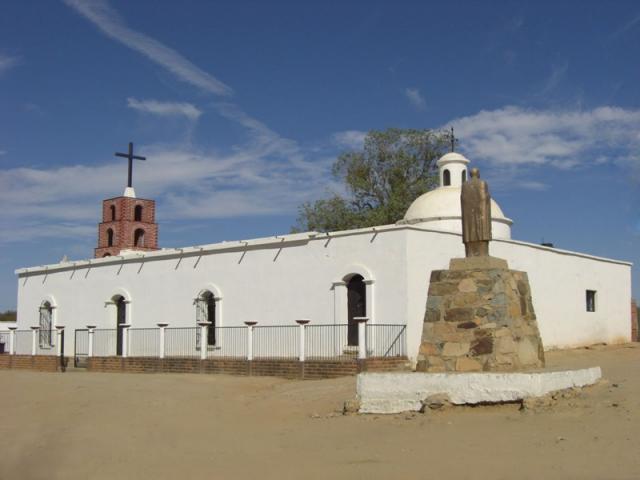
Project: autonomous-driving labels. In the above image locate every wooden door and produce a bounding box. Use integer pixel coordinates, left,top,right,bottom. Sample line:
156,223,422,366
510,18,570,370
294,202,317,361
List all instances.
347,275,366,346
116,297,126,356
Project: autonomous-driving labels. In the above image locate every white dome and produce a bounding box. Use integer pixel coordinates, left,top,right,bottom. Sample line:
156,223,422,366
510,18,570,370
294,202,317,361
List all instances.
401,186,512,239
399,151,513,239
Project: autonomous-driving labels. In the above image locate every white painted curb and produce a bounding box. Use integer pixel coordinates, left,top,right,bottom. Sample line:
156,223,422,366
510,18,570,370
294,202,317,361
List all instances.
357,367,602,414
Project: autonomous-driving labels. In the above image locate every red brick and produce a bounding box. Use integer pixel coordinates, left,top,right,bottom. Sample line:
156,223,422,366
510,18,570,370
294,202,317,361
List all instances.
95,196,159,258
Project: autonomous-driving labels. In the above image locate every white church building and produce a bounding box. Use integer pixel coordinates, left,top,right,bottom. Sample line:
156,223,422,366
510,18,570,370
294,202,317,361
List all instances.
13,151,633,364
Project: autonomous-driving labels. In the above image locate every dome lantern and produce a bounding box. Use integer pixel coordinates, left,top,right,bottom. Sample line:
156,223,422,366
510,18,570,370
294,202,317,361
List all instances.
437,152,469,188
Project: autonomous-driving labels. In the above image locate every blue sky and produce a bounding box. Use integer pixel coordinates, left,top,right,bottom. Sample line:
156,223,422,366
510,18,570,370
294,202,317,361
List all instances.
0,0,639,310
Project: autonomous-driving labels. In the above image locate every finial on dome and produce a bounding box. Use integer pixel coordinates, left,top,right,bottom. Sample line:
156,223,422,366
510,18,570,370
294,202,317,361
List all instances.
450,126,457,153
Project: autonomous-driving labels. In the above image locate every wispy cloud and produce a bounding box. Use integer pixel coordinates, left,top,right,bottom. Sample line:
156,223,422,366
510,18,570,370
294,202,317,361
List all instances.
451,106,640,175
537,61,568,96
127,98,202,120
63,0,232,96
611,12,640,39
0,54,18,76
517,181,548,191
404,87,425,110
332,130,367,150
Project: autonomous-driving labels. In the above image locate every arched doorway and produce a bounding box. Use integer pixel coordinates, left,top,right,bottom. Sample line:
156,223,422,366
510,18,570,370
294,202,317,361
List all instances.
347,275,366,346
196,291,216,347
114,295,127,355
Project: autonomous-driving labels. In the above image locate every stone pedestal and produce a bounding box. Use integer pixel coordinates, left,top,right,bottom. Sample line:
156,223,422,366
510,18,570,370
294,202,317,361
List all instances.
417,257,545,373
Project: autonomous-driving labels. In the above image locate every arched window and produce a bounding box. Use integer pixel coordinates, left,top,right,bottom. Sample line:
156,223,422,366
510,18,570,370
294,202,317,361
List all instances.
196,291,216,347
113,295,127,356
103,253,111,257
346,274,366,346
134,205,142,222
443,169,451,186
107,228,114,247
462,170,467,183
110,205,116,221
134,229,145,247
39,301,53,348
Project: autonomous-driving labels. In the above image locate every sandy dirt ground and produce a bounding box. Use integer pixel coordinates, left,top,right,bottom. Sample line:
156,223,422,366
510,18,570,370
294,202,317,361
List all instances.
1,345,639,480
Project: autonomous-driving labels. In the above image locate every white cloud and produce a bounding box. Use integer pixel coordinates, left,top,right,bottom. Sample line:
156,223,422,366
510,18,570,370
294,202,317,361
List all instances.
63,0,232,96
332,130,367,150
451,106,640,173
404,87,425,110
127,98,202,120
0,139,333,244
0,54,18,76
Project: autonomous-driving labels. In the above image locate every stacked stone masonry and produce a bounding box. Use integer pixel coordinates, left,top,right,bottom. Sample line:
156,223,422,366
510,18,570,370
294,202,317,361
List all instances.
417,266,545,373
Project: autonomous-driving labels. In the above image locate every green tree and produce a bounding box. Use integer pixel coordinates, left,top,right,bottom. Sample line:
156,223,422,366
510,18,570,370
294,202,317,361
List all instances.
293,128,451,232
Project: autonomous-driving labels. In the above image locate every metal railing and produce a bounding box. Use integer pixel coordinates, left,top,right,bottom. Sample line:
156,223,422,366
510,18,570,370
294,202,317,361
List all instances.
365,324,407,357
252,325,299,359
2,329,60,356
164,327,199,358
0,331,10,354
305,324,352,359
92,329,118,357
70,322,407,361
128,328,160,357
206,327,247,358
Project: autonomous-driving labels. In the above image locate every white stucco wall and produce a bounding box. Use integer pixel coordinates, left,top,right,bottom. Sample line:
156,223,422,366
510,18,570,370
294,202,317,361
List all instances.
16,229,409,356
492,239,632,349
15,225,632,360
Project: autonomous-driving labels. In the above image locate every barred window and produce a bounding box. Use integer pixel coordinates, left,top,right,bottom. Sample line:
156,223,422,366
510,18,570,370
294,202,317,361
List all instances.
39,302,53,348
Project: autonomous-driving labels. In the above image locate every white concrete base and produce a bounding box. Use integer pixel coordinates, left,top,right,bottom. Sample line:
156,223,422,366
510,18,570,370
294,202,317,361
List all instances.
357,367,602,414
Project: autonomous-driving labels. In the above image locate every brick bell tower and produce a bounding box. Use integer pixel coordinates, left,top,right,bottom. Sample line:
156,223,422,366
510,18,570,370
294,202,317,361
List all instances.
95,142,159,258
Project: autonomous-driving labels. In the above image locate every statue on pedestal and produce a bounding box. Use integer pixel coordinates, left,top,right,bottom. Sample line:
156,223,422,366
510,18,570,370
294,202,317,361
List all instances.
461,168,491,257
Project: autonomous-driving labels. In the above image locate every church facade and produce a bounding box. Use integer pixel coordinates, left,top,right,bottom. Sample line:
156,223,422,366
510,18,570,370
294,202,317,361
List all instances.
14,152,633,363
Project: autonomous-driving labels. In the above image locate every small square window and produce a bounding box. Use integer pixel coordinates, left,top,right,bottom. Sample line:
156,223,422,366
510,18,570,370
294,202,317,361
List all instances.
586,290,596,312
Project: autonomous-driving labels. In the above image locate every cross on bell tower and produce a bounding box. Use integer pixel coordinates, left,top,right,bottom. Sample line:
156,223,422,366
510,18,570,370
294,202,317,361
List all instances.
94,143,159,258
115,142,146,189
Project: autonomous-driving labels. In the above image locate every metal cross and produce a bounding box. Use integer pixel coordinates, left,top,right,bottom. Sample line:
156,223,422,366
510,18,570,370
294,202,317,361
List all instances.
450,126,456,152
115,142,146,188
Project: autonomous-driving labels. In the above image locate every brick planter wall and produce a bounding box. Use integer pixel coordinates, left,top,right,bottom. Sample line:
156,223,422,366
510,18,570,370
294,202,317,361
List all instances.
86,356,410,379
0,354,61,372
